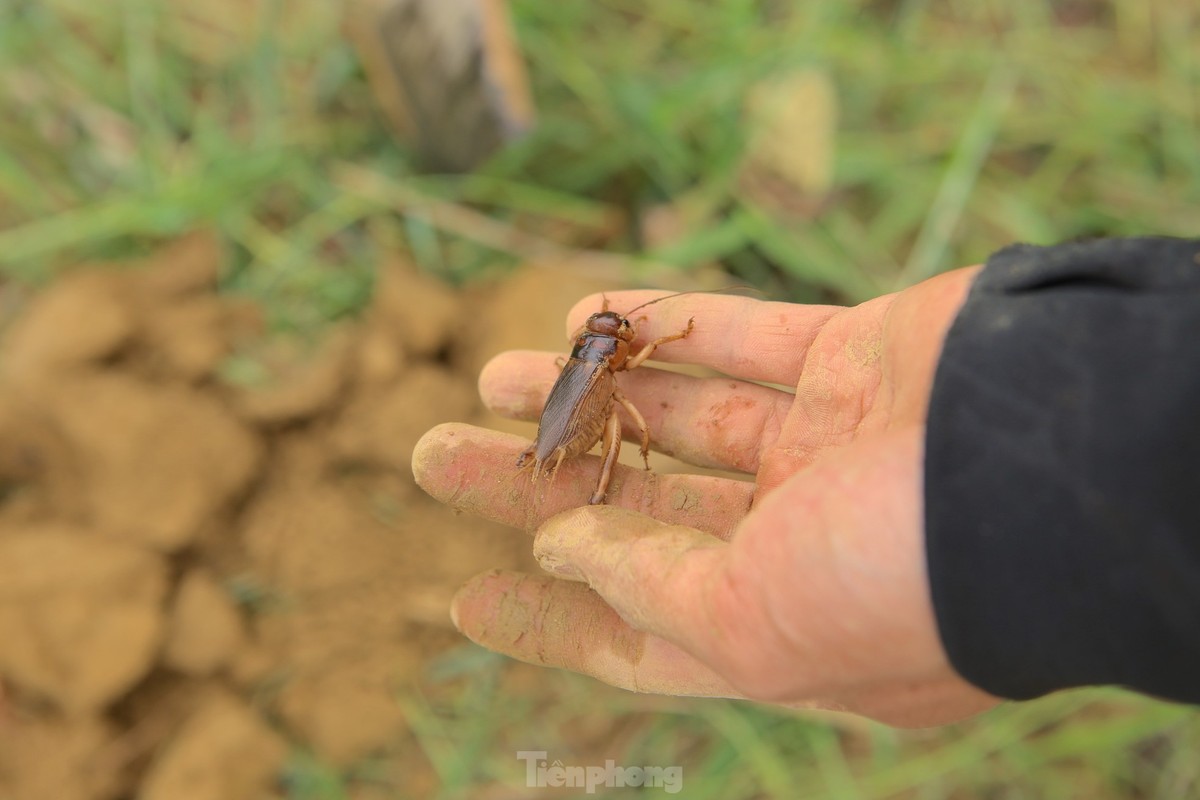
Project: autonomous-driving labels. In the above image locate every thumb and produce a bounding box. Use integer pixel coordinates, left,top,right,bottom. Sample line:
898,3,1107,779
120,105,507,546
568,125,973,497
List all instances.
534,506,725,630
533,505,784,695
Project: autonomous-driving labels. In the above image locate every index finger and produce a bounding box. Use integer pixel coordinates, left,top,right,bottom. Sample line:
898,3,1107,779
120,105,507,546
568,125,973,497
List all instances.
568,291,842,387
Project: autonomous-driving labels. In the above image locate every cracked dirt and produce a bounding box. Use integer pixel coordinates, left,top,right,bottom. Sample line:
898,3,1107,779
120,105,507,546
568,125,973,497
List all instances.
0,233,613,800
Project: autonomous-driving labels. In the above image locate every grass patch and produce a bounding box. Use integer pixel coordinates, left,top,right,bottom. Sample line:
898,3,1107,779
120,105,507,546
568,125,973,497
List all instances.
3,0,1196,312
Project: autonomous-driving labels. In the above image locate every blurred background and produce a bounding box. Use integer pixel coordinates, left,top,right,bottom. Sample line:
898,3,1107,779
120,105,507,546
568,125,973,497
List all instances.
0,0,1198,798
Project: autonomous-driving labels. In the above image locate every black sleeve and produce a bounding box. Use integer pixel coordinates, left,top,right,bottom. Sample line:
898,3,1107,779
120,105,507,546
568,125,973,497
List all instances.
924,236,1200,703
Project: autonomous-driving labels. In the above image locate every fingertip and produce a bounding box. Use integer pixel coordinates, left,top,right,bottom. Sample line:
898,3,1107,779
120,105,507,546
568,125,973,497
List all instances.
477,351,520,413
450,568,510,640
477,350,558,420
477,353,507,400
452,569,599,662
410,421,469,494
411,423,536,514
538,503,606,531
533,506,606,574
537,504,656,542
535,506,664,581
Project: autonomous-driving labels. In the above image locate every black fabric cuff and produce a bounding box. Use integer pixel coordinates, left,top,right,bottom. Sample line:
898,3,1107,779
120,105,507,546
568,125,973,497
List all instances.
924,236,1200,702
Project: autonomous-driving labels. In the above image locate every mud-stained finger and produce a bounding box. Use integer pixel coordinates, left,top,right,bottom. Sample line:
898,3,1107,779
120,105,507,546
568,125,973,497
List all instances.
479,351,792,474
567,290,843,387
531,505,783,694
451,569,747,698
451,569,994,725
412,423,752,539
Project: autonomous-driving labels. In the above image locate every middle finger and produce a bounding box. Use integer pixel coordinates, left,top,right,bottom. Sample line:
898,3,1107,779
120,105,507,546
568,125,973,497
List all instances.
412,423,754,538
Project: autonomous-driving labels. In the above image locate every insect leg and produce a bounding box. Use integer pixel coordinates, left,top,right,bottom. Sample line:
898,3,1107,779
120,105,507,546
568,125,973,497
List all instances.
516,443,537,469
589,408,622,505
613,388,651,469
623,317,695,371
547,446,568,485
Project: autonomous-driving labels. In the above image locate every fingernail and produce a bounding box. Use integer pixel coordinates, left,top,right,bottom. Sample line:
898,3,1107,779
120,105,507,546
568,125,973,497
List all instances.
533,508,595,581
535,551,585,582
449,597,462,631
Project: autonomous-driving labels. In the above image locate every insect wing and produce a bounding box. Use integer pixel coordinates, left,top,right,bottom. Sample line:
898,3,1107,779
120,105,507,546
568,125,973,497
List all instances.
534,357,606,462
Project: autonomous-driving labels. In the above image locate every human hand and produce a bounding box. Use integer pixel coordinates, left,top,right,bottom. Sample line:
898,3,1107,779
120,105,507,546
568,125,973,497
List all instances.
412,268,999,726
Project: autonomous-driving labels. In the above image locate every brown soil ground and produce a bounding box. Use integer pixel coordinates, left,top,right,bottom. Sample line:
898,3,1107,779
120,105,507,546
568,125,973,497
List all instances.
0,232,618,800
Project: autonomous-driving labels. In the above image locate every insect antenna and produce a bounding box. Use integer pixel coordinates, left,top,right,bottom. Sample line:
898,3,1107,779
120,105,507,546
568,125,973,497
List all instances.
622,285,757,316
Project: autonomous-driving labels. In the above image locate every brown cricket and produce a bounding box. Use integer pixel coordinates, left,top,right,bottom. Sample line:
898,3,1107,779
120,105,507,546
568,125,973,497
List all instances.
516,293,696,505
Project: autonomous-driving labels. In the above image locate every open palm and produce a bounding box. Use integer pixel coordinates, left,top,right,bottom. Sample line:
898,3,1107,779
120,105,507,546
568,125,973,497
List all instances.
413,267,998,726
